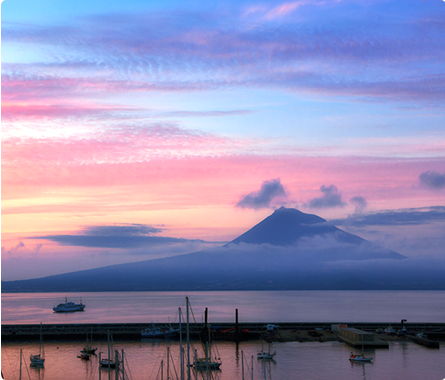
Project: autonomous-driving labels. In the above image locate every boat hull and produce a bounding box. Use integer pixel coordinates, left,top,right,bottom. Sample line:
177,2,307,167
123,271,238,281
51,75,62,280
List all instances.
193,361,221,370
30,355,45,366
100,359,116,368
349,356,372,363
53,305,85,312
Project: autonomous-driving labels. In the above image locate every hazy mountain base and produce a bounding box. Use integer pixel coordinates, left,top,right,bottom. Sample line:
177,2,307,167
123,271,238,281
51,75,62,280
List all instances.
2,241,444,292
4,207,443,292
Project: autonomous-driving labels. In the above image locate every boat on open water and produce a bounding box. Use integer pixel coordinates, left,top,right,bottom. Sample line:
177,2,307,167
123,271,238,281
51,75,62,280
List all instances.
53,297,85,312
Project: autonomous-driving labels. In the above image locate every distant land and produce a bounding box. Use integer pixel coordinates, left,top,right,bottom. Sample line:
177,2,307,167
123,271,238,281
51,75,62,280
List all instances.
2,207,444,292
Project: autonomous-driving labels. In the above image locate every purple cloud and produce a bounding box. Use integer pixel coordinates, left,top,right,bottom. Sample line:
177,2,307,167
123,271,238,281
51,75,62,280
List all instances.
2,3,445,104
350,196,367,214
307,185,346,209
419,171,445,190
237,179,287,209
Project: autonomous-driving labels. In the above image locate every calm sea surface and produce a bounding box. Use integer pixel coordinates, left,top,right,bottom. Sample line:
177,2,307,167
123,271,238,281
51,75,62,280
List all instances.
2,290,445,324
2,291,445,379
2,338,444,380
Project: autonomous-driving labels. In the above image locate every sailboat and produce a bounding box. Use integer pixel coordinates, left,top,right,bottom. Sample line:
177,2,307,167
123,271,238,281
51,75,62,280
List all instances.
81,327,97,355
99,330,116,368
349,333,373,363
257,340,276,360
30,322,45,366
192,306,221,370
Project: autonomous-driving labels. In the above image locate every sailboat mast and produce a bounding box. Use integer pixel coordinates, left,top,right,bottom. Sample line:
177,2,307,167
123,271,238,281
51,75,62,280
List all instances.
19,349,22,380
122,349,125,380
241,350,244,380
167,346,170,380
107,330,111,380
39,322,43,356
186,297,190,380
205,342,209,379
179,307,184,380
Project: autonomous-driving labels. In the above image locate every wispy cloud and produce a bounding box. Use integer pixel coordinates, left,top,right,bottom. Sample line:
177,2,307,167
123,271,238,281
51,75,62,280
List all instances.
28,223,215,248
331,206,445,227
3,3,445,104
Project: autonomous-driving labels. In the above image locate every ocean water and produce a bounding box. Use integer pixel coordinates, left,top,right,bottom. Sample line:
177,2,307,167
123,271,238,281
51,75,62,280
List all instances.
2,290,445,324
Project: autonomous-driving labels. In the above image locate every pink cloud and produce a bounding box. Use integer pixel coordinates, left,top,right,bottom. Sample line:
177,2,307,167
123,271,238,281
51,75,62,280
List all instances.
265,2,308,19
3,148,444,208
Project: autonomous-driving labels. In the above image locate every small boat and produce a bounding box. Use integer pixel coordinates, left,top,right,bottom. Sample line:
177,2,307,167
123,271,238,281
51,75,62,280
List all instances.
99,330,116,368
100,358,116,368
141,323,179,338
193,358,222,370
349,352,373,363
82,327,97,354
257,341,276,360
384,325,395,335
78,352,90,360
53,297,85,312
30,323,45,367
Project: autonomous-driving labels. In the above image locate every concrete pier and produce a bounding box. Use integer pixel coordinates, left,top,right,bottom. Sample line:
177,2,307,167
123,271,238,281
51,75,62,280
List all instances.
2,322,444,342
334,326,389,348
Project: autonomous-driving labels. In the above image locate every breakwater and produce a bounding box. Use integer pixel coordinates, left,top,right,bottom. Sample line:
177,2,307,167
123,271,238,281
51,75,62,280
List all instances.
2,322,445,341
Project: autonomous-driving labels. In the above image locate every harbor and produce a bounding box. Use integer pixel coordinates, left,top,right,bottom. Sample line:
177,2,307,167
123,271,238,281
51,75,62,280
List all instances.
2,291,445,378
1,329,444,380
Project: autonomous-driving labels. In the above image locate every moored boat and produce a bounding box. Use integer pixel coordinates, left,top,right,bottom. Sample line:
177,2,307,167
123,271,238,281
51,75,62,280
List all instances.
30,323,45,367
349,352,373,363
53,297,85,312
141,323,179,338
192,358,222,370
257,341,276,360
82,327,97,354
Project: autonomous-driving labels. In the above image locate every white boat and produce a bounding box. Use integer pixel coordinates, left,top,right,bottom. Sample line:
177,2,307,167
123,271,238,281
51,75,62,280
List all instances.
30,323,45,367
53,297,85,312
349,352,373,363
141,323,179,338
99,330,116,369
257,341,276,360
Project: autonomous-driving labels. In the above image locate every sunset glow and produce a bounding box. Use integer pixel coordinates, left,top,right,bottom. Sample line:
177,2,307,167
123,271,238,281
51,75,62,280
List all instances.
2,0,445,280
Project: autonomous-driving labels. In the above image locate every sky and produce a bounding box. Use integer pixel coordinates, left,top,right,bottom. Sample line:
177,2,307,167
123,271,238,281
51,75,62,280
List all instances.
1,0,445,281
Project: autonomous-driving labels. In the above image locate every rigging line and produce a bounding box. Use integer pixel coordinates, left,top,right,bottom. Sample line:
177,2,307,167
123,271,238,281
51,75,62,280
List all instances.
123,354,134,380
148,348,168,380
22,356,32,380
168,347,179,380
1,345,18,376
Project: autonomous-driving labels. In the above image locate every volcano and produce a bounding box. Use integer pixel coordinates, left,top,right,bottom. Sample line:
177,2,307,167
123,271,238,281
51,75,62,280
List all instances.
2,207,411,292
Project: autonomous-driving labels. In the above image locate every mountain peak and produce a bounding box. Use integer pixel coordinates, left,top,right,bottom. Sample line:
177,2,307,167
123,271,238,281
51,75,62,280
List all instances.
229,207,331,246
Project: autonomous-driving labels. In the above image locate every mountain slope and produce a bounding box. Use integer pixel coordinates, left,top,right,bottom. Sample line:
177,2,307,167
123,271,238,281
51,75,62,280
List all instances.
4,207,430,292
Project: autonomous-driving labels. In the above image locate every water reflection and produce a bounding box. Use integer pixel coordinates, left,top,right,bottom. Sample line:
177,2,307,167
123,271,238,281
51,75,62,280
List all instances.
30,365,45,380
1,340,444,380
